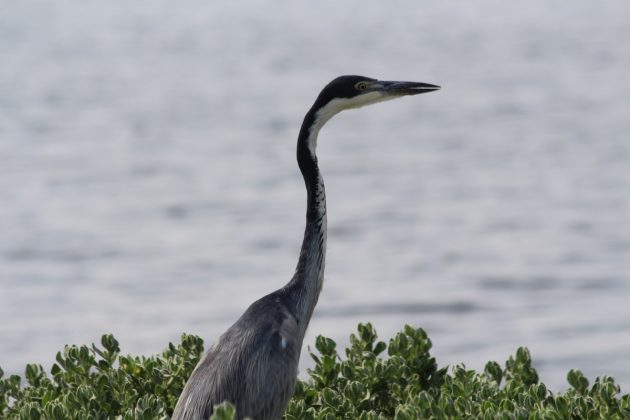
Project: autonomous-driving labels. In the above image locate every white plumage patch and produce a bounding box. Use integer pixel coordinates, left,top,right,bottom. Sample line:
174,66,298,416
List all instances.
307,91,396,155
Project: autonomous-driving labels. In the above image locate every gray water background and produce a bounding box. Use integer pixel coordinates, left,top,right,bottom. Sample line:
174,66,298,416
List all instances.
1,1,629,391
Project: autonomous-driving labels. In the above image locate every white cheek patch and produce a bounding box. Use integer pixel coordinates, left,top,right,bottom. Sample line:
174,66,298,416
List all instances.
343,91,389,109
307,91,393,155
317,92,388,123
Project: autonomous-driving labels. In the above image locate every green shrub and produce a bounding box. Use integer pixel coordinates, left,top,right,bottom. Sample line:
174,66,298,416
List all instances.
0,333,203,419
1,324,628,419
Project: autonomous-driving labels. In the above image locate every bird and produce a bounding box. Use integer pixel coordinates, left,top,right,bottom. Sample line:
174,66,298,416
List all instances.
172,75,440,420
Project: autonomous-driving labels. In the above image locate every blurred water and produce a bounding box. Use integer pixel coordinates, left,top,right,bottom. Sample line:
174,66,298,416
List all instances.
1,0,629,391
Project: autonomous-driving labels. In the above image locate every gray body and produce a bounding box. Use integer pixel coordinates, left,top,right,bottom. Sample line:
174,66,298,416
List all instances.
172,76,439,420
173,299,300,419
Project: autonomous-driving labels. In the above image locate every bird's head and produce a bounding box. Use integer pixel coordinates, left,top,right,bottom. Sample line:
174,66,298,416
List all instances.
309,75,440,129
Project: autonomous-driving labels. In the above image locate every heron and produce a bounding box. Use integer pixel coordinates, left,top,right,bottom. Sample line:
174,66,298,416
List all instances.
172,75,440,420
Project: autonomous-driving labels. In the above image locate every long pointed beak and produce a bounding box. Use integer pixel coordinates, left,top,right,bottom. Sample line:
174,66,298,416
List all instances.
381,81,441,96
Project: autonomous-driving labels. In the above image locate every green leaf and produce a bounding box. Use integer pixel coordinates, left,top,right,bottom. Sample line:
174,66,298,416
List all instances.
567,369,589,394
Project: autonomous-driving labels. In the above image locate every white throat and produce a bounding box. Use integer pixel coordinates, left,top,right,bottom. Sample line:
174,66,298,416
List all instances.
307,91,393,155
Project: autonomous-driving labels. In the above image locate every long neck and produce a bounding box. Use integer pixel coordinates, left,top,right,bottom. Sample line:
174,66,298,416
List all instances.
282,108,328,339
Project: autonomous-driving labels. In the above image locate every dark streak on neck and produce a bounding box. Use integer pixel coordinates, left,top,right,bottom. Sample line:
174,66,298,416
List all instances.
280,107,327,338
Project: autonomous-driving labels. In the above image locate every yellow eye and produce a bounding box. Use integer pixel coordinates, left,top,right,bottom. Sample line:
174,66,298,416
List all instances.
356,82,369,91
